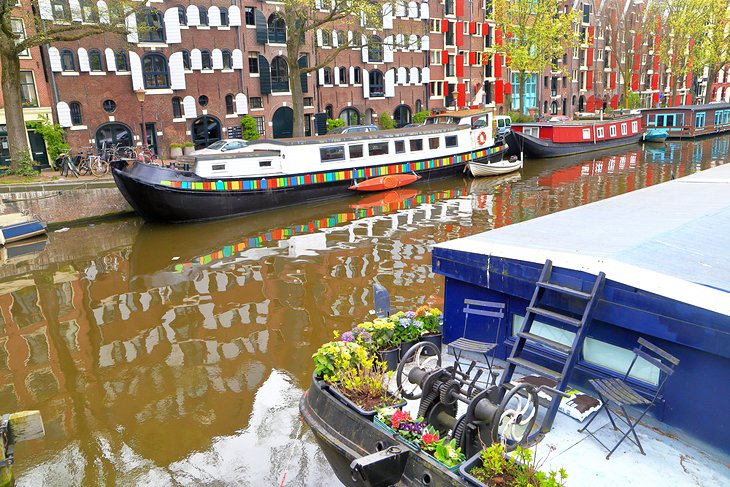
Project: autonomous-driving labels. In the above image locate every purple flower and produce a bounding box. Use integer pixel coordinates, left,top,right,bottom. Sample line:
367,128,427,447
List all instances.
341,331,355,342
405,311,417,319
398,318,412,328
358,331,372,342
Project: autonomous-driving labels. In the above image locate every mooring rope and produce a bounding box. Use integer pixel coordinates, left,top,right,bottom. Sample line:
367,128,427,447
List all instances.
279,419,304,487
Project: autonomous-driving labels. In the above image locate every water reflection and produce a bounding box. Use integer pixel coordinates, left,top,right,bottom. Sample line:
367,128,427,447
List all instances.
1,136,727,485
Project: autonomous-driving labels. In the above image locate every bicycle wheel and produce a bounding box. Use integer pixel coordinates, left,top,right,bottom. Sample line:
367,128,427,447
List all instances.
78,158,91,176
60,157,69,177
90,158,109,177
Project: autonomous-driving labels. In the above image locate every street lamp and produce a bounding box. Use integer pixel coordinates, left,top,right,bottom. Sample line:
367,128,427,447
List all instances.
135,88,147,153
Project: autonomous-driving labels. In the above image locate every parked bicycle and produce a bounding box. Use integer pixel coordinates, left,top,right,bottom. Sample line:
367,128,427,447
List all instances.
55,148,79,178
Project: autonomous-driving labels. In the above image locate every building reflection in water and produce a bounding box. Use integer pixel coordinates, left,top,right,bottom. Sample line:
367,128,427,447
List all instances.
0,135,727,485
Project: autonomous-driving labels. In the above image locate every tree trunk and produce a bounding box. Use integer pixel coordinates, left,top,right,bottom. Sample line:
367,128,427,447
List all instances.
706,67,717,103
287,41,306,138
0,44,29,171
519,73,527,115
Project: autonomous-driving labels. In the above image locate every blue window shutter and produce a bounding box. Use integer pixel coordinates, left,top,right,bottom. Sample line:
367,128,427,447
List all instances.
259,55,271,95
255,9,267,44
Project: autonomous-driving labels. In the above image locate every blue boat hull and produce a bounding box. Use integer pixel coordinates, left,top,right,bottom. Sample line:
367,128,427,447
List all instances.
0,220,47,245
643,129,669,143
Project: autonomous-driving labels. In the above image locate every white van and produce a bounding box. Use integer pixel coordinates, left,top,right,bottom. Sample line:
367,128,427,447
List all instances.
495,116,512,137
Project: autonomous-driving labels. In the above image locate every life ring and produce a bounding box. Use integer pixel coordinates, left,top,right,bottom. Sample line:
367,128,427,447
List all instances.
477,131,487,145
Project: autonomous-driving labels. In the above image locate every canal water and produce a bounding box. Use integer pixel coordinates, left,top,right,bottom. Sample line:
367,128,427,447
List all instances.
2,136,728,486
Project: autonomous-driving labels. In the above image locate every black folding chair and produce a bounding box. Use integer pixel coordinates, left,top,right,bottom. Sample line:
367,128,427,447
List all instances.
578,337,680,459
446,298,505,388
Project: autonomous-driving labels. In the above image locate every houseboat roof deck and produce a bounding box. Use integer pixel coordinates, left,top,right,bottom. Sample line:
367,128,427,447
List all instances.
512,114,641,127
434,163,730,316
393,354,730,487
641,101,730,113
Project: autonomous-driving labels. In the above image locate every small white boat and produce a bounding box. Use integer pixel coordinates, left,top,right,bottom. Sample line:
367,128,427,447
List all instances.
0,213,47,246
468,156,523,177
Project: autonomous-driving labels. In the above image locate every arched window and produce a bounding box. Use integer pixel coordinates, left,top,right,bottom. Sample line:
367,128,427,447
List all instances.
339,108,360,126
178,5,187,25
220,8,229,26
60,49,76,71
325,105,333,120
51,0,70,21
225,94,235,115
80,0,97,22
268,14,286,43
338,67,347,84
142,53,169,89
181,50,191,70
393,105,412,127
222,50,232,69
335,31,345,46
191,115,221,148
201,50,212,70
95,123,133,151
353,67,362,84
369,70,384,97
172,97,183,118
271,56,289,92
543,100,548,113
88,49,103,71
551,101,558,115
368,36,383,63
415,99,422,112
322,67,333,85
198,7,208,26
116,50,129,71
69,102,83,125
138,9,165,43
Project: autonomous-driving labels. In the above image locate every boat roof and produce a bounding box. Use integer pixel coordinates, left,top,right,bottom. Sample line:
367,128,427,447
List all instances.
427,108,494,118
641,102,730,113
513,114,640,127
247,124,469,147
434,163,730,316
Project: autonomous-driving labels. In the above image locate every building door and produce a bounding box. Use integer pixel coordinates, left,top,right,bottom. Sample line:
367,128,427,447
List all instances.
95,123,134,151
191,116,222,149
393,105,412,127
272,106,293,138
27,131,49,168
140,122,158,154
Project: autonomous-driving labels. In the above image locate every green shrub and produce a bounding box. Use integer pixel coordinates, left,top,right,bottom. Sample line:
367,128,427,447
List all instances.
182,141,195,148
7,153,39,177
240,115,260,140
412,110,430,124
379,112,396,129
25,115,69,164
170,143,183,149
326,118,345,132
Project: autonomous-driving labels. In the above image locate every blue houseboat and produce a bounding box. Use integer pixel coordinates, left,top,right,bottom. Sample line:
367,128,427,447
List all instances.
432,163,730,454
641,102,730,138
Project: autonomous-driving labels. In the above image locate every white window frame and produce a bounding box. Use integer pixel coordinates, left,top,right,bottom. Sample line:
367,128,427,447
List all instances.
596,127,604,138
609,125,617,137
582,128,591,140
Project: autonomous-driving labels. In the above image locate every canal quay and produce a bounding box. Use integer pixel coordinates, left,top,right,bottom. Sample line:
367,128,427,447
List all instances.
2,135,728,486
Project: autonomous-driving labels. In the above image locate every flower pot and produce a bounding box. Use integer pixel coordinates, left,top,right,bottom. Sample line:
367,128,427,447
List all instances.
377,347,400,371
170,146,183,158
400,340,418,360
420,333,442,356
183,146,195,155
459,452,488,487
329,387,406,418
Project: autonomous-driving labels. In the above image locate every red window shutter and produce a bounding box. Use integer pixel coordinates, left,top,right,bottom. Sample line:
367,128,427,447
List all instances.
504,82,512,95
441,19,449,32
469,51,477,65
469,22,477,34
495,27,503,46
588,26,595,45
652,92,660,104
456,22,464,46
651,73,658,90
457,83,466,107
653,56,659,71
685,72,692,89
494,53,502,78
483,23,490,38
610,71,617,90
633,53,640,71
587,71,593,90
481,51,489,65
495,79,504,104
632,73,639,91
444,82,449,97
456,55,464,77
455,0,464,17
441,50,449,65
587,48,594,67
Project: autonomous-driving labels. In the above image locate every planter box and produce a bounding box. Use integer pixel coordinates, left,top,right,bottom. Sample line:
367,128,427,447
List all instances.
329,387,406,418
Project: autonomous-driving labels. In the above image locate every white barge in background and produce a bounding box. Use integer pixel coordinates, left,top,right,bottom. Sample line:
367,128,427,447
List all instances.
112,110,507,223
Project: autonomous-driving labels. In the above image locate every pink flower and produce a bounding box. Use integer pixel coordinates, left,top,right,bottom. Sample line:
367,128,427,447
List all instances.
390,410,412,429
422,432,439,445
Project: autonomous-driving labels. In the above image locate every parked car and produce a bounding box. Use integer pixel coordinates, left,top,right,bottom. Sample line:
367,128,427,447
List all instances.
190,139,248,155
328,125,379,134
403,123,425,128
494,115,512,137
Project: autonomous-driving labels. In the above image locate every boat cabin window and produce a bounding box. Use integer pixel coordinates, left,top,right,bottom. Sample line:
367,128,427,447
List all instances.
394,140,405,154
596,127,604,138
260,160,272,167
632,121,639,132
212,164,226,171
524,127,539,137
349,144,364,159
471,115,487,128
621,123,627,135
582,128,591,140
410,139,423,151
368,142,389,156
695,113,705,128
609,125,617,137
445,135,458,148
429,137,440,150
320,146,345,162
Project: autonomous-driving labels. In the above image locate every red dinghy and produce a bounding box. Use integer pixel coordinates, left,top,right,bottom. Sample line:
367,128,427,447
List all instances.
348,173,421,192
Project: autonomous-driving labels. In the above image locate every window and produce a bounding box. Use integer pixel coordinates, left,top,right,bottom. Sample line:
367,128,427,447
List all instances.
394,140,405,154
353,67,362,84
60,49,76,71
138,9,165,43
349,144,363,159
80,0,97,22
142,53,169,88
304,97,314,107
199,7,208,26
51,0,70,21
321,30,331,47
250,97,263,109
325,105,333,119
244,7,255,26
102,99,117,113
368,142,388,156
320,146,345,162
178,5,187,25
220,8,229,26
248,52,259,74
340,108,360,126
116,50,129,71
632,121,639,132
271,56,289,92
428,137,439,150
621,123,627,135
19,71,37,107
172,97,183,118
409,139,423,151
198,95,209,107
69,102,83,125
88,49,103,71
582,3,591,23
338,67,347,84
582,128,591,140
201,50,212,70
368,36,383,63
609,125,617,137
596,127,604,138
268,14,286,43
322,67,333,85
182,50,191,70
445,136,457,148
695,113,705,128
222,50,232,69
225,94,235,115
336,31,345,46
11,19,28,57
369,70,384,97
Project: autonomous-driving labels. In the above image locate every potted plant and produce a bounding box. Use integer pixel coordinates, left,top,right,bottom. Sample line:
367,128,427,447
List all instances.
460,443,568,487
355,319,399,370
390,311,424,360
182,142,195,155
170,143,183,158
312,339,404,417
416,306,443,354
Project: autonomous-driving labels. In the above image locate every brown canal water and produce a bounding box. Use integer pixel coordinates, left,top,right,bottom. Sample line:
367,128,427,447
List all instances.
3,136,729,486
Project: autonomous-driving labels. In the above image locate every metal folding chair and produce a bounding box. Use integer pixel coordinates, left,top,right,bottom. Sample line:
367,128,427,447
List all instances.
578,337,680,459
371,283,395,318
446,298,505,388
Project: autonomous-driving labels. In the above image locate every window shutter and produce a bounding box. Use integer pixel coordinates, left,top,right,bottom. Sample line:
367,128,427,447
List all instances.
420,2,429,19
126,13,138,43
362,68,369,98
441,50,448,65
422,67,430,83
421,35,429,51
38,0,53,20
383,4,393,29
212,49,223,70
456,55,464,77
97,1,110,23
361,45,368,63
229,6,241,26
457,83,466,107
334,67,340,85
396,1,406,17
316,29,323,47
385,69,395,97
191,49,202,70
169,52,186,90
209,6,221,27
235,93,248,114
57,102,72,127
130,52,143,90
164,8,182,44
186,5,200,26
441,19,449,32
409,34,418,51
456,22,463,46
349,66,355,84
298,56,309,93
105,48,116,72
384,36,394,62
318,68,325,85
332,30,338,47
408,1,418,18
455,0,464,16
78,48,90,72
255,9,267,44
183,96,197,118
494,53,502,77
397,67,407,85
232,49,243,69
259,55,271,94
